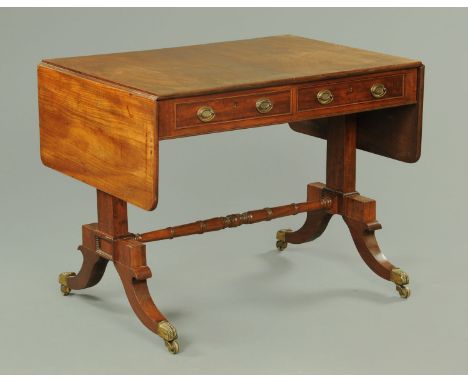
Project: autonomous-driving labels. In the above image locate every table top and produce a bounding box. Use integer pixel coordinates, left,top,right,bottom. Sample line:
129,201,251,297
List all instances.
39,35,424,211
43,35,421,99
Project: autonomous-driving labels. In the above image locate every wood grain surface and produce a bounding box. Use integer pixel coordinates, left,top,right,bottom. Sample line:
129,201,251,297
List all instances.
38,63,158,210
43,35,421,99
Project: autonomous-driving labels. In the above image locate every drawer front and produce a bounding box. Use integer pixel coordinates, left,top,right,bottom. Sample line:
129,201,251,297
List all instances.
159,69,419,140
175,89,292,129
298,73,407,112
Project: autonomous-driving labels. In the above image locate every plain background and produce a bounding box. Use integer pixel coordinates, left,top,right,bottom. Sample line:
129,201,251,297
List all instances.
1,8,467,374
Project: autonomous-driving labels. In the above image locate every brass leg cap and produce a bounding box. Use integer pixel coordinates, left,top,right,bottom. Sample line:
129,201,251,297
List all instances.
390,268,409,285
157,320,178,342
58,272,76,296
165,339,180,354
396,285,411,299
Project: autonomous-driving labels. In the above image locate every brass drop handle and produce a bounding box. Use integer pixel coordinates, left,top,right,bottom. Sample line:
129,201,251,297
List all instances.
316,89,334,105
256,98,273,113
197,106,215,122
370,83,387,98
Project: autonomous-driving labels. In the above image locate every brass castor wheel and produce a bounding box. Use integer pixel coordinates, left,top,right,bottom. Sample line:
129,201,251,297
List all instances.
60,284,71,296
165,339,180,354
396,285,411,299
58,272,76,296
157,320,179,354
276,240,288,251
276,229,292,251
390,268,410,299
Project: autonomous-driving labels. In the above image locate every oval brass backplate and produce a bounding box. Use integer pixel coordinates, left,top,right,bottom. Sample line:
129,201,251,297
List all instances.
370,83,387,98
197,106,215,122
256,98,273,113
316,89,334,105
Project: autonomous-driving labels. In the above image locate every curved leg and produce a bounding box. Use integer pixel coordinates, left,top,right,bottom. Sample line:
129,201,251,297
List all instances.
285,210,332,244
114,239,179,354
59,246,108,295
344,217,410,298
276,210,332,250
58,224,109,295
276,182,332,251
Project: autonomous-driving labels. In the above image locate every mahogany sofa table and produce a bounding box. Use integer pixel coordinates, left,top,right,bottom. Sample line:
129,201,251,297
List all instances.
38,35,424,354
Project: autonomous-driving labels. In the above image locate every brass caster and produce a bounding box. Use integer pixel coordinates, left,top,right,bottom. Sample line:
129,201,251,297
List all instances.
164,339,180,354
276,229,292,251
58,272,76,296
60,284,71,296
390,268,410,298
157,320,179,354
396,285,411,299
276,240,287,251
